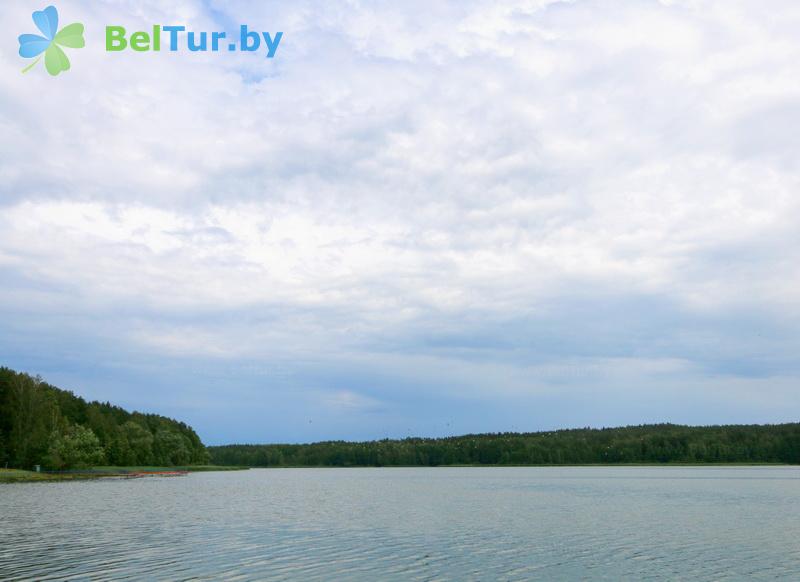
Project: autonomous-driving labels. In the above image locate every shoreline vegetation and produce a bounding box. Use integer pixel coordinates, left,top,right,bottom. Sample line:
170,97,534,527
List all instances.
210,423,800,468
0,465,248,483
3,366,799,481
1,367,210,474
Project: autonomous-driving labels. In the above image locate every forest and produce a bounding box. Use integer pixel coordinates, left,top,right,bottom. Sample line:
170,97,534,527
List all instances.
4,363,798,471
209,423,800,467
0,367,209,470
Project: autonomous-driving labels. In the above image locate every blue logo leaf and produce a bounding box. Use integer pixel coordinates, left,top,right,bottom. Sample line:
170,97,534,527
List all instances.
32,5,58,41
18,34,51,58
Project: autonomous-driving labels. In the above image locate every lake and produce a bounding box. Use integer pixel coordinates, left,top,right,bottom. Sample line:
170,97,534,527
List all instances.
1,466,798,580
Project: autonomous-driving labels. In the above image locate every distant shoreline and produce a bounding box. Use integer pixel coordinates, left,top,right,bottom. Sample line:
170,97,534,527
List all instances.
0,465,248,484
4,463,796,483
209,423,800,468
243,462,796,468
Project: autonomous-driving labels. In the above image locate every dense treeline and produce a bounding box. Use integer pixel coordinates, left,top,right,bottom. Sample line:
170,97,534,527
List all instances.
210,423,800,467
0,367,209,470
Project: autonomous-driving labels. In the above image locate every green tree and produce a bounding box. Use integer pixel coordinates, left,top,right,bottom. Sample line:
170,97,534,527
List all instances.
46,424,106,469
153,429,191,465
0,432,7,467
0,367,209,469
122,421,156,465
7,374,60,468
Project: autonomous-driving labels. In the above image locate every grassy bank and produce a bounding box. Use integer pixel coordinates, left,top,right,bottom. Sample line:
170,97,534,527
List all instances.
92,465,248,473
0,469,109,483
0,465,248,483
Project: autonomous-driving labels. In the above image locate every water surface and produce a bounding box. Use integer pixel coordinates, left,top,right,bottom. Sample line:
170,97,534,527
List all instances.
1,466,798,580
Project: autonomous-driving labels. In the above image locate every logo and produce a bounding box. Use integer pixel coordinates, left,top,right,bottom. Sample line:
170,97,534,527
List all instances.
105,26,282,58
18,6,85,76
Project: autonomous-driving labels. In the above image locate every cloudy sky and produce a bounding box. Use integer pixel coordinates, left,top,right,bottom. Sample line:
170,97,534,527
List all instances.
1,0,799,444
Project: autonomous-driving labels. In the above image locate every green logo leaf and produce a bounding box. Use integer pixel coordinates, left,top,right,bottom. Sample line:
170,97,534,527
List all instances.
45,43,71,76
54,23,85,49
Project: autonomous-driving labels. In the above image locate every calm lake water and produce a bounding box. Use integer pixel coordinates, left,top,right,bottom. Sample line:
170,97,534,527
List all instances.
1,466,798,580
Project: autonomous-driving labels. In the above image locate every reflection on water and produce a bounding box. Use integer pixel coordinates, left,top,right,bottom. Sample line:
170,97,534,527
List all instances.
1,466,799,580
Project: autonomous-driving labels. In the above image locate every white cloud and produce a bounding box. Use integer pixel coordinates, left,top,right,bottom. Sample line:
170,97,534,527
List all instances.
1,0,799,439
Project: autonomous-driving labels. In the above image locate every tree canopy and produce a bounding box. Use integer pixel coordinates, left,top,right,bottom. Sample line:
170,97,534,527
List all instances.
209,423,800,467
0,367,209,470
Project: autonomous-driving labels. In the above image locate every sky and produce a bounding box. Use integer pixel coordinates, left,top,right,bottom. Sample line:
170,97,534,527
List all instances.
1,0,799,445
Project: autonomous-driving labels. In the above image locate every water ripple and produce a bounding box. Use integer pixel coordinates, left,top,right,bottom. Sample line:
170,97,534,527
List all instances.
1,466,799,580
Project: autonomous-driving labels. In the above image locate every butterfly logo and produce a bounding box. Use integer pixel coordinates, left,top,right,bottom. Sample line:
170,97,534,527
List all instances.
18,6,85,76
